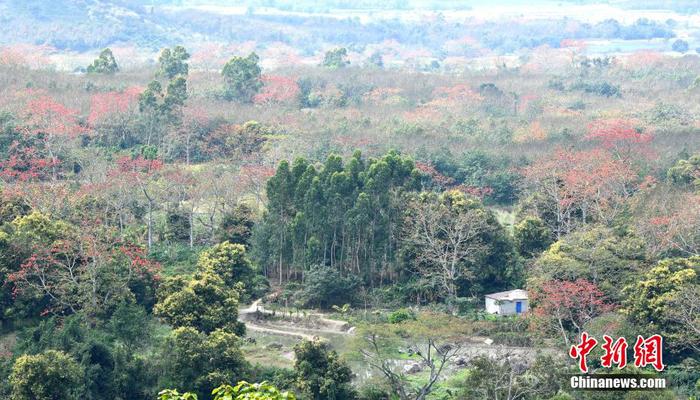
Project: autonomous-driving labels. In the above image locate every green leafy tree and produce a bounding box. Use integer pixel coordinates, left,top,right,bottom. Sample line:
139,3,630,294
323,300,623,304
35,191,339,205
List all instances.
9,211,71,251
216,203,255,246
138,76,188,145
214,381,296,400
158,381,295,400
198,242,254,288
87,48,119,74
293,339,355,400
514,216,553,257
295,265,360,309
155,272,245,335
161,327,250,399
158,389,199,400
254,150,420,286
158,46,190,79
196,241,266,301
531,225,647,301
11,313,158,400
402,190,517,302
667,153,700,189
10,350,84,400
623,256,699,353
163,76,189,112
222,53,262,102
140,77,188,116
107,301,151,351
322,48,349,69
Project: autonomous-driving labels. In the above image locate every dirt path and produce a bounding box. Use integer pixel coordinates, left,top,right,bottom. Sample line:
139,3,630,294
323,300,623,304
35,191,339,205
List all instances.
239,299,354,341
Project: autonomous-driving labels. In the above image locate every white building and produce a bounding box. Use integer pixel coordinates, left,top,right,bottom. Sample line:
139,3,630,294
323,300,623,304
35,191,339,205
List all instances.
484,289,528,316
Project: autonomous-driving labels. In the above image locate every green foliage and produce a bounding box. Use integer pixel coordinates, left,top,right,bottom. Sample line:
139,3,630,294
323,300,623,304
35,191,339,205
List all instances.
10,211,71,249
86,48,118,74
12,312,159,400
158,46,190,79
139,76,188,118
623,256,699,354
667,153,700,189
216,203,255,246
295,265,360,309
107,302,151,350
322,48,349,69
254,150,420,287
532,225,647,301
387,308,415,324
623,256,698,323
10,350,84,400
159,381,295,400
331,303,351,315
222,53,262,102
158,389,199,400
429,149,521,204
665,359,700,397
198,242,254,288
154,272,245,335
161,327,250,399
403,190,520,299
165,208,191,243
514,216,553,257
648,103,693,127
293,339,355,400
571,80,621,97
197,241,266,301
219,381,296,400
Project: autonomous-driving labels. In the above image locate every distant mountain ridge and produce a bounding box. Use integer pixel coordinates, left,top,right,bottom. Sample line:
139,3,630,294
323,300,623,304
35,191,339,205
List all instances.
0,0,688,56
0,0,181,50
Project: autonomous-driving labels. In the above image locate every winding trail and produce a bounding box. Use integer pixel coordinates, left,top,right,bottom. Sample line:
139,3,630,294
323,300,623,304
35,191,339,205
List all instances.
239,299,354,341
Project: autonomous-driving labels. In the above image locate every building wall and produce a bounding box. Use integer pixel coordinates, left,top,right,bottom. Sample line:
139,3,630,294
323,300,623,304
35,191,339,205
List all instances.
485,298,529,315
485,297,500,314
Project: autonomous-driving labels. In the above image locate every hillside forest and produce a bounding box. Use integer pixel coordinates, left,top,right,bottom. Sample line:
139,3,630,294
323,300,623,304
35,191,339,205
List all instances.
0,1,699,399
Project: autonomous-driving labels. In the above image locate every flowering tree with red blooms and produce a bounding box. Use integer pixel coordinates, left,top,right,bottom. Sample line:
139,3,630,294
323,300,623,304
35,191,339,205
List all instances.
8,226,159,318
87,87,141,126
522,148,640,238
22,95,85,180
560,148,639,223
530,278,613,345
585,119,654,162
0,142,58,182
253,75,300,105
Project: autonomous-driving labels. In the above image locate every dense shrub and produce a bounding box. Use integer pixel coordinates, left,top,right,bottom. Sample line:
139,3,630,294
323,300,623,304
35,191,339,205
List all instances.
387,309,416,324
295,266,361,309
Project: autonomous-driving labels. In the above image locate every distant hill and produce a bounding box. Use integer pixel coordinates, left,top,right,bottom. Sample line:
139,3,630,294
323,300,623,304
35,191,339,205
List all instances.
0,0,181,50
0,0,686,55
